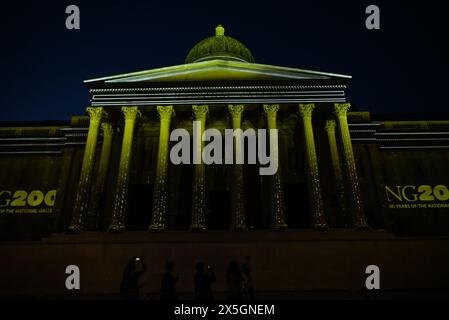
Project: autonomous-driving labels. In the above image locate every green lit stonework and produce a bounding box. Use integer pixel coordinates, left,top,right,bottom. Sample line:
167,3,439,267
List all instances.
263,104,287,231
185,25,255,64
325,119,349,227
149,105,174,232
68,107,105,233
334,103,369,230
228,104,247,231
191,105,209,232
108,106,141,233
299,104,328,231
86,120,114,229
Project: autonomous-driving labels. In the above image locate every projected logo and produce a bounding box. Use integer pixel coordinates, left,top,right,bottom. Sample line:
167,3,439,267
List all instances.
385,185,449,209
0,189,57,214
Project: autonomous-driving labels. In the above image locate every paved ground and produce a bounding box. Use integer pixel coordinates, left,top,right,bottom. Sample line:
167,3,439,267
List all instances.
1,229,448,299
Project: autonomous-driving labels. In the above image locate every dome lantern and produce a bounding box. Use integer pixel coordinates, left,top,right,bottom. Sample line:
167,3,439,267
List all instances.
215,24,225,36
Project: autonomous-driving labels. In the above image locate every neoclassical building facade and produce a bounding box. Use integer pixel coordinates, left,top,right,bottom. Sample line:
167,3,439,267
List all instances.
1,25,449,239
67,25,368,233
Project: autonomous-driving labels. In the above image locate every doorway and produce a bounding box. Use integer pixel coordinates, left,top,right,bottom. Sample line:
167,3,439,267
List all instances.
209,190,231,230
127,184,153,230
284,182,310,228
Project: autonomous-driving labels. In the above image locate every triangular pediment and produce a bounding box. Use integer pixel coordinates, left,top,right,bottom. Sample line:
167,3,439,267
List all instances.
84,59,351,84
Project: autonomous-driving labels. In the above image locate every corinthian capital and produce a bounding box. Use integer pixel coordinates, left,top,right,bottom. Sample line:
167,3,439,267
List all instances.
86,107,105,123
228,104,244,118
101,121,114,136
324,120,337,133
334,103,351,118
157,105,174,120
121,106,141,121
298,104,315,119
192,105,209,120
263,104,279,118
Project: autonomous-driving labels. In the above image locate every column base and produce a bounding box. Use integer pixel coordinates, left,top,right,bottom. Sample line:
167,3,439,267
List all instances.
232,225,248,232
190,224,207,232
354,216,370,231
354,224,370,231
272,223,288,231
149,224,166,233
107,223,126,233
313,223,330,231
67,224,82,234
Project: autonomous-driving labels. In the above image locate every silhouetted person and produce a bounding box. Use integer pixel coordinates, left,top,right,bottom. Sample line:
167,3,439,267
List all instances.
120,257,147,300
160,261,179,300
241,256,255,300
226,261,243,300
194,262,216,301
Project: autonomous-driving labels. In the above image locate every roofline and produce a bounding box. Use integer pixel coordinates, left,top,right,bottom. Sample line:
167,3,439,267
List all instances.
84,59,352,84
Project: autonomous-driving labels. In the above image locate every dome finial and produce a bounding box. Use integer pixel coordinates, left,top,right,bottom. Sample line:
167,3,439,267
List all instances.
215,24,225,36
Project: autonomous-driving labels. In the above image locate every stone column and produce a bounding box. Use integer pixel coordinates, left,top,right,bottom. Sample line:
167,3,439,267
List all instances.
149,105,174,232
228,104,247,231
334,103,369,230
325,119,349,227
86,121,114,229
191,105,209,231
108,106,141,232
263,104,287,230
68,107,105,233
299,104,328,230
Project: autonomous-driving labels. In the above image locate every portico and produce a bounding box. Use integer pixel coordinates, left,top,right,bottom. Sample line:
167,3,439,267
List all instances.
68,25,368,233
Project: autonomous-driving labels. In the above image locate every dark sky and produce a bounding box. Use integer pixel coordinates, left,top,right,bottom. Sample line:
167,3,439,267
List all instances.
1,0,448,121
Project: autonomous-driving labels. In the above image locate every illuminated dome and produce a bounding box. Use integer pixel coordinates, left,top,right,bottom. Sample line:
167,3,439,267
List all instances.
185,25,255,64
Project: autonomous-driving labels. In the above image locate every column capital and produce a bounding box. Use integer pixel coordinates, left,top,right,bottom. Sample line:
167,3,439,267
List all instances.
263,104,279,118
334,103,351,118
121,106,141,121
101,121,114,135
157,105,174,120
192,105,209,120
228,104,244,118
86,107,106,123
324,119,337,133
298,104,315,119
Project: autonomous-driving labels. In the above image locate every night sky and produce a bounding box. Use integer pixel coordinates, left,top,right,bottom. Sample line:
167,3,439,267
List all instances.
1,0,448,121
